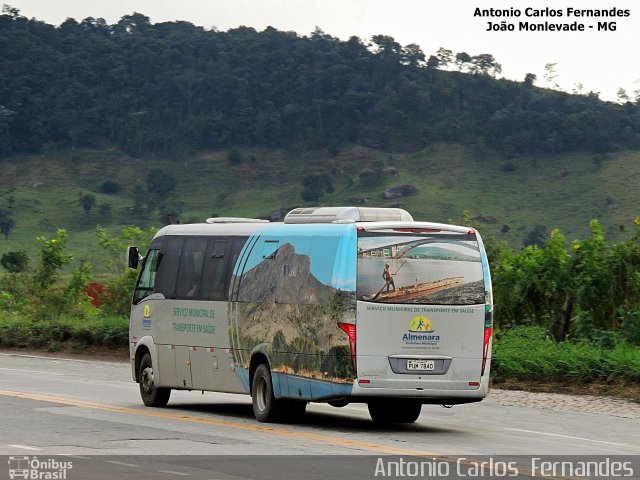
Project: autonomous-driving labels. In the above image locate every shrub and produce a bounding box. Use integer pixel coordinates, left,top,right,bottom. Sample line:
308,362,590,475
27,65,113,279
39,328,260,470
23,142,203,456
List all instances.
1,251,29,272
228,148,242,165
100,180,122,194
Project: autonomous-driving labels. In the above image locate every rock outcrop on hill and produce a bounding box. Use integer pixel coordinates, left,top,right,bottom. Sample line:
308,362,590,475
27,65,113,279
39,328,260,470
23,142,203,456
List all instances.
383,184,418,199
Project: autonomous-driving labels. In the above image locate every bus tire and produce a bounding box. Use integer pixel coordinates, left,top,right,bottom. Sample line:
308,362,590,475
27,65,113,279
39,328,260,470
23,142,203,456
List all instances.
368,399,422,424
139,352,171,407
251,363,284,422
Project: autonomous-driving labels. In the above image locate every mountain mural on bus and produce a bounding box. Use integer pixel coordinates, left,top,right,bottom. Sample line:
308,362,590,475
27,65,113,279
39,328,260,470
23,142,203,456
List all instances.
229,224,357,396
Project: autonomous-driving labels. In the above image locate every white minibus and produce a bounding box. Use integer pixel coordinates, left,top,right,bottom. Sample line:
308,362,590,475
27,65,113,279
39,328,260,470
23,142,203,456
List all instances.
128,207,493,423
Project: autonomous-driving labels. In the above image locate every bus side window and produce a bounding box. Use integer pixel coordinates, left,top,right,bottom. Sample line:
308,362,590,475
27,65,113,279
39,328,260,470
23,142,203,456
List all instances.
133,249,161,304
175,237,209,299
199,239,229,301
155,237,183,299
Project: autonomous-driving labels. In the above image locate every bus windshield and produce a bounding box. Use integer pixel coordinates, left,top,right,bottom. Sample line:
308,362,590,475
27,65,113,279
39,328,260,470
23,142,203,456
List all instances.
357,230,485,305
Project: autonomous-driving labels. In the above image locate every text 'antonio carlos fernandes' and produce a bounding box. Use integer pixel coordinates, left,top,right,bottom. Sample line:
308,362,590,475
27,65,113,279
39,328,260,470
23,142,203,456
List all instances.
374,457,635,478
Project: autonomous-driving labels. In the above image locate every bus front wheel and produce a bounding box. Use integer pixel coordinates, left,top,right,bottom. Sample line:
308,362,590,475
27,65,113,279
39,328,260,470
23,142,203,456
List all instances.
139,352,171,407
251,363,285,422
368,399,421,424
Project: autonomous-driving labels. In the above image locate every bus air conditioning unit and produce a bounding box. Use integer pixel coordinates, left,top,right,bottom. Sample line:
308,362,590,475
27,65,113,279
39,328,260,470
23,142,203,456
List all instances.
283,207,413,224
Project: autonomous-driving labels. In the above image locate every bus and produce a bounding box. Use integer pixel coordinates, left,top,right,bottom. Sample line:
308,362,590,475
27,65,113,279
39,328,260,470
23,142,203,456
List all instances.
128,206,493,423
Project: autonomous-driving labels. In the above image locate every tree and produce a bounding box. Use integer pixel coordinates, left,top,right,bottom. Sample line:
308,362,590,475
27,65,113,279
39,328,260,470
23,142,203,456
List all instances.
79,193,97,215
228,148,242,165
100,180,121,194
524,73,537,86
301,174,333,203
400,44,425,67
426,56,440,69
455,52,472,72
0,105,16,156
470,54,501,77
96,225,157,316
435,48,453,69
146,169,176,201
617,88,631,103
544,63,559,88
523,224,547,248
158,201,183,225
99,203,112,216
34,229,73,292
370,35,402,60
0,208,15,239
1,250,29,272
131,184,147,215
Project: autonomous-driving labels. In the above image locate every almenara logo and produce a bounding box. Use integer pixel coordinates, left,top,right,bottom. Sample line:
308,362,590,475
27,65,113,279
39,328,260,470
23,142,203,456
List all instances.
403,315,440,345
409,315,433,333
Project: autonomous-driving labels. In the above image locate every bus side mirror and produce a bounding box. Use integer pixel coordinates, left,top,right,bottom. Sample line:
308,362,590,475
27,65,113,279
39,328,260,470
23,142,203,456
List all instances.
127,246,140,269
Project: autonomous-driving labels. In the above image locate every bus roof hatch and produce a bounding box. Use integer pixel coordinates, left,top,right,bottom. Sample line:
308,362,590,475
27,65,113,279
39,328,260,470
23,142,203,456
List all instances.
205,217,270,224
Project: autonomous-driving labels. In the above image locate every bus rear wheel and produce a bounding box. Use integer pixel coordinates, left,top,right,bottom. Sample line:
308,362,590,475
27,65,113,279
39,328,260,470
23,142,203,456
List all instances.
139,352,171,407
368,399,422,424
252,363,286,422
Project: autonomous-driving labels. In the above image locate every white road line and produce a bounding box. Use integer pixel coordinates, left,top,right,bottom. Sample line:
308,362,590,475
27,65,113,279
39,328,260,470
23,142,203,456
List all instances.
0,367,66,376
0,352,122,365
505,428,636,448
7,444,42,451
104,460,141,468
157,470,192,476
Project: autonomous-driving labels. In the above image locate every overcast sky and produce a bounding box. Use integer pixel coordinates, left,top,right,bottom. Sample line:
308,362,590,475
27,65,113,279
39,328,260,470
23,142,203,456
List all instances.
6,0,640,102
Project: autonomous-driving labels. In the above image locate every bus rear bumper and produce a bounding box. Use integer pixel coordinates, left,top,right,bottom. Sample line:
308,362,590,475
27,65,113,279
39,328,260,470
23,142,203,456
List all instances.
349,377,489,403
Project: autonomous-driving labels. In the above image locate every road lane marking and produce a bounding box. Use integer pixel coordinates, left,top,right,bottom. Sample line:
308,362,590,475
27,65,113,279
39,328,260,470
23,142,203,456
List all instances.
104,460,141,468
0,367,66,376
0,388,594,479
157,470,191,476
7,444,42,451
0,352,120,364
505,428,636,449
0,388,440,457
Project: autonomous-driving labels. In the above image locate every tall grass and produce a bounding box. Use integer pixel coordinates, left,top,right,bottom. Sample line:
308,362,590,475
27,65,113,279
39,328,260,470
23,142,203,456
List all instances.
492,326,640,383
0,315,128,351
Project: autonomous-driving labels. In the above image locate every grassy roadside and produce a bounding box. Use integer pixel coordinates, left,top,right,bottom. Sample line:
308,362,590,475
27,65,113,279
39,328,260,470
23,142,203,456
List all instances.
0,314,128,352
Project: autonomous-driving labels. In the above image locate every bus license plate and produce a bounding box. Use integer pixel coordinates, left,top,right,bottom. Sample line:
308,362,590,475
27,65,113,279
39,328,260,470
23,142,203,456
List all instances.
407,359,435,371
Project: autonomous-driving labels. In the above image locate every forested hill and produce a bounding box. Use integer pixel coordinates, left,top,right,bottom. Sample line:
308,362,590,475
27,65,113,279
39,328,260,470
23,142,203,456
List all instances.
1,9,640,159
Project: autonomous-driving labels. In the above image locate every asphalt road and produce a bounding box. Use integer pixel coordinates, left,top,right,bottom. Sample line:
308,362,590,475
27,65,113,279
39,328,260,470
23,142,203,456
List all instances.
0,351,638,479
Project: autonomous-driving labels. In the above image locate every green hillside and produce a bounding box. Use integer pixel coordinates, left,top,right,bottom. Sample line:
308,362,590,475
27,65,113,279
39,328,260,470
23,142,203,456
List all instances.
2,10,640,269
2,143,639,270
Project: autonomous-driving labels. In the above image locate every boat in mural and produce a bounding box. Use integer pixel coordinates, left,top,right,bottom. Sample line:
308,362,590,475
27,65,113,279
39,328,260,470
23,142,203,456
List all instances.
374,276,464,302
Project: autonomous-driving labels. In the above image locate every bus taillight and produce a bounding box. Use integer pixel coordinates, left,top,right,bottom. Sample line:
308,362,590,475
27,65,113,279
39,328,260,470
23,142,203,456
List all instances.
337,322,357,373
481,326,492,376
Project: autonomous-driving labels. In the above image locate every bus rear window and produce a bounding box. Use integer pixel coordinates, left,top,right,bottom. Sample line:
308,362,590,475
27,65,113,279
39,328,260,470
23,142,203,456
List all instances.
357,231,484,305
